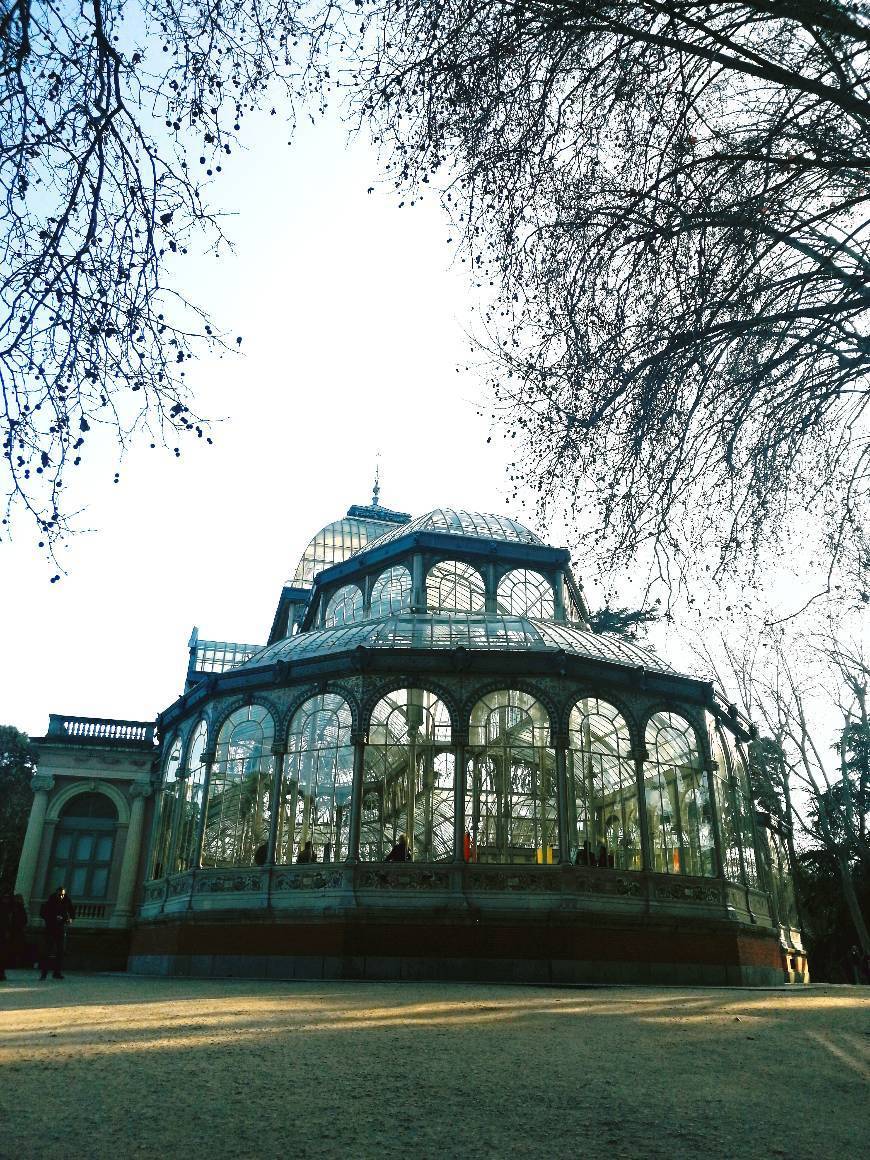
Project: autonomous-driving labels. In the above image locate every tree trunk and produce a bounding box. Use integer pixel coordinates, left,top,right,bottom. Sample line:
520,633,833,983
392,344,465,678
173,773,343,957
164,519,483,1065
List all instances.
837,853,870,957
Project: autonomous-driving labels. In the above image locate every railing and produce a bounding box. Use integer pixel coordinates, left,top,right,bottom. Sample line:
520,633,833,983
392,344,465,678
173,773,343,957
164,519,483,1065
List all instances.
75,902,107,921
47,714,156,746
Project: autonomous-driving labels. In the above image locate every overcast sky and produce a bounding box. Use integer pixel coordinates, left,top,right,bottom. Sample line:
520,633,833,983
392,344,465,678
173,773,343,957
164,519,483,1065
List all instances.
1,110,534,737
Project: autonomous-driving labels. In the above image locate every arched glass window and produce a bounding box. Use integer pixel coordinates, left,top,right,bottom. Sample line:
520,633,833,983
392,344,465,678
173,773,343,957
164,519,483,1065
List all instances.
714,725,759,887
710,724,743,882
323,584,364,628
149,737,182,879
496,569,555,619
174,719,208,872
277,694,354,864
426,560,485,613
369,565,412,618
362,689,453,861
202,705,274,868
568,699,640,870
49,793,117,900
467,690,556,864
645,712,714,876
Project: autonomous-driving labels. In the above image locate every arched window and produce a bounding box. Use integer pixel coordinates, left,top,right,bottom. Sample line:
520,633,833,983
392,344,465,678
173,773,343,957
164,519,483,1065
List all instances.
202,705,274,868
645,712,714,877
278,694,354,864
496,569,555,619
362,689,453,861
713,725,759,887
49,793,117,900
369,565,412,618
323,584,364,628
426,560,485,613
467,690,556,864
149,737,182,879
174,719,208,872
568,699,640,870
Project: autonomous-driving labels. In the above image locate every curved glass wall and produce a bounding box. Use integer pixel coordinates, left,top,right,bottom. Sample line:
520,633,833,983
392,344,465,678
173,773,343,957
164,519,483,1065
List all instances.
467,690,556,864
202,705,274,868
292,515,398,586
174,719,208,872
568,698,640,870
362,689,453,861
645,713,714,876
369,565,412,618
150,737,181,879
426,560,485,613
717,727,759,887
277,693,354,864
323,584,364,628
710,723,743,882
496,569,555,619
762,823,799,927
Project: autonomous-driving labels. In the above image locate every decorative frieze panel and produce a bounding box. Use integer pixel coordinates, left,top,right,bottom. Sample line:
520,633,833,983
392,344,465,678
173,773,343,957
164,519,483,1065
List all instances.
356,866,450,891
655,880,722,905
471,870,556,893
166,873,195,898
194,872,263,893
144,881,166,904
273,869,344,891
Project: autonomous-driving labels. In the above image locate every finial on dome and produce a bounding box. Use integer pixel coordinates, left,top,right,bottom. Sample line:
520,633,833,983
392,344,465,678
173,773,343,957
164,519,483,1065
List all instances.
372,453,381,507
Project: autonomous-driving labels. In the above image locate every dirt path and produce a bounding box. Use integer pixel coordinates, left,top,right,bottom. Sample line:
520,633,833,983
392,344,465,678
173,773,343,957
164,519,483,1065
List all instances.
1,974,868,1159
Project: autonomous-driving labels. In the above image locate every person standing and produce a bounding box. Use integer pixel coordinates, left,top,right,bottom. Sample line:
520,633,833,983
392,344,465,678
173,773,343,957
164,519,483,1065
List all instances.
39,886,75,980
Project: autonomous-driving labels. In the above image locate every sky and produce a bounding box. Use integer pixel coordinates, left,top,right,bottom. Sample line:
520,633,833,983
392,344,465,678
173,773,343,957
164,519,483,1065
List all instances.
1,109,526,737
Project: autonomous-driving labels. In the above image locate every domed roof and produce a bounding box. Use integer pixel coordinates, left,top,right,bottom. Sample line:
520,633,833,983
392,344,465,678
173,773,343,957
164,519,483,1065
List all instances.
290,504,411,587
240,614,677,676
356,508,545,556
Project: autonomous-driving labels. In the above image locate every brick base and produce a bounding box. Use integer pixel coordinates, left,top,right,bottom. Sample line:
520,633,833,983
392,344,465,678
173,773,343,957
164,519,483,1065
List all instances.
129,912,787,986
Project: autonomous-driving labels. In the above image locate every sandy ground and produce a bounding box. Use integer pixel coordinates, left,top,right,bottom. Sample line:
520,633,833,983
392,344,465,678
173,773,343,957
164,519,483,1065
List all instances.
0,973,868,1160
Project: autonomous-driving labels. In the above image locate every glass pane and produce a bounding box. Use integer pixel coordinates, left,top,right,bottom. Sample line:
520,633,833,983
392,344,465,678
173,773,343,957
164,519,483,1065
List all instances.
361,689,454,862
466,690,556,864
568,698,640,870
95,835,113,862
75,834,94,861
90,867,109,898
54,833,72,859
278,693,354,864
70,867,87,896
203,704,275,868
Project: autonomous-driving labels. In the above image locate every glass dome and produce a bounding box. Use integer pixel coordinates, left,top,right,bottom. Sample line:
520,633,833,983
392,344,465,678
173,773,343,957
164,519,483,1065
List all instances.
291,512,407,587
357,508,545,555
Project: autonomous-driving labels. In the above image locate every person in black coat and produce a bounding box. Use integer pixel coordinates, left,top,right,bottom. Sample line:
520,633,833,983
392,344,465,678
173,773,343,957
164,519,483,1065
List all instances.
39,886,75,980
385,833,411,863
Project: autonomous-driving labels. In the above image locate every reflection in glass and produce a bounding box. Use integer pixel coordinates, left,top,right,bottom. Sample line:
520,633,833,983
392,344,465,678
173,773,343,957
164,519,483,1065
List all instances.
426,560,485,613
362,689,453,861
277,694,354,864
645,713,714,876
568,698,640,869
467,690,556,864
323,584,365,628
369,565,412,618
496,569,555,619
150,737,181,879
202,705,274,867
175,719,208,871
